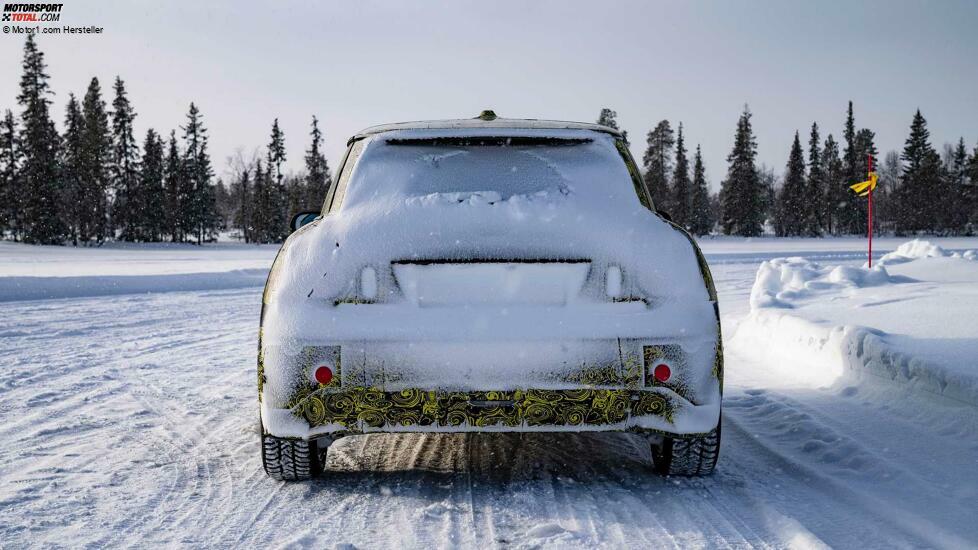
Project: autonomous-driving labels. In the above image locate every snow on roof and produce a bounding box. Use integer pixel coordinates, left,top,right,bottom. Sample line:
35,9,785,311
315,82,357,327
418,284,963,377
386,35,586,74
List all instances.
351,115,623,143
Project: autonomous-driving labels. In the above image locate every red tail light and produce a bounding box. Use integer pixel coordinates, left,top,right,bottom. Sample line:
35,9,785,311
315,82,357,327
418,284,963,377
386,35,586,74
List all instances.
314,365,334,385
653,363,672,383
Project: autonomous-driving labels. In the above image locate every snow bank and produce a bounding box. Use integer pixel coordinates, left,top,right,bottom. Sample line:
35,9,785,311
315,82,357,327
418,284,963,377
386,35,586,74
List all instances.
733,311,978,405
877,238,978,266
734,241,978,406
749,257,898,309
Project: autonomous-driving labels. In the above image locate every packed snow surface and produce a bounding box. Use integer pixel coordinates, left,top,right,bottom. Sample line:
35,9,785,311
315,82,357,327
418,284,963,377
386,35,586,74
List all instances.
1,236,977,548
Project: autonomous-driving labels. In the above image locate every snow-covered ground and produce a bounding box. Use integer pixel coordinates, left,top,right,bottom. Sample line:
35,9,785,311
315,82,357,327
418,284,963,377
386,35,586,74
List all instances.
735,239,978,403
1,237,977,548
0,241,277,301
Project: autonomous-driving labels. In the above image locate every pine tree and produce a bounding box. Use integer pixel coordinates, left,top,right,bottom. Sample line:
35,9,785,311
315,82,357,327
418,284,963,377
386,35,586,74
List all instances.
0,110,20,240
836,101,865,234
708,192,723,231
822,134,843,235
596,108,619,129
163,131,182,242
671,123,691,227
266,119,288,239
80,77,111,244
110,77,141,241
758,165,778,233
855,128,878,234
139,129,165,241
805,122,824,236
642,120,674,212
596,107,628,143
181,103,216,244
213,178,235,232
855,129,878,175
950,139,968,185
268,118,286,185
17,35,64,244
969,143,978,229
689,144,713,235
231,164,253,242
203,179,220,241
720,106,763,236
251,159,272,243
897,110,942,233
285,174,305,221
62,94,85,245
304,116,331,211
876,150,901,234
770,175,787,236
970,143,978,185
778,131,807,236
943,138,970,233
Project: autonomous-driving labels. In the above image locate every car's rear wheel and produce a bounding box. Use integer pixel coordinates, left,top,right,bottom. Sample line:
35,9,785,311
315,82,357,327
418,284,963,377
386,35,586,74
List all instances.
261,429,327,481
651,422,720,476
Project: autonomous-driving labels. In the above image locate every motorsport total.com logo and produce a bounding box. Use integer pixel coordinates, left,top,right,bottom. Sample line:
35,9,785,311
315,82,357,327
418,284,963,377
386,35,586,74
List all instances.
2,3,63,22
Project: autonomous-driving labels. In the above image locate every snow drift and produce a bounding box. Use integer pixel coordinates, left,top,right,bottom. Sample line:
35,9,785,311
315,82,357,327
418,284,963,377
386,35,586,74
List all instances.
877,238,978,266
733,241,978,406
749,256,900,309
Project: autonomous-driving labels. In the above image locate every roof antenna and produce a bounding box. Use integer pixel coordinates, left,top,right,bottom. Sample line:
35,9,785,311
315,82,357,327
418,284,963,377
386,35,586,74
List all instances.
477,110,497,121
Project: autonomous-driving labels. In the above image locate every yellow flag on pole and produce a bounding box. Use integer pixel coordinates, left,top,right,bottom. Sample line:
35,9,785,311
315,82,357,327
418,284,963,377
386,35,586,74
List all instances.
850,172,878,196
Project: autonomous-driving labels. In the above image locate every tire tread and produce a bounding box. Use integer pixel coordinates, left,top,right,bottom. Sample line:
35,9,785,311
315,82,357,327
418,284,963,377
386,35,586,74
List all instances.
261,431,323,481
652,422,721,476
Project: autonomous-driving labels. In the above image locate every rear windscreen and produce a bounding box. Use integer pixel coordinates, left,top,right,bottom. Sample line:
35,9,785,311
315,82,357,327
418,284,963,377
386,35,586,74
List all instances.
340,134,639,208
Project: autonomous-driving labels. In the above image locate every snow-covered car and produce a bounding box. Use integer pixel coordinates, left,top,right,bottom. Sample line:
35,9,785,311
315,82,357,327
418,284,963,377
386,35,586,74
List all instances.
258,112,723,480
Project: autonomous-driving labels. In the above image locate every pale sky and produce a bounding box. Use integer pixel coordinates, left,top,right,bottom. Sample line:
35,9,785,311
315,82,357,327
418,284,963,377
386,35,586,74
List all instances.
1,0,976,190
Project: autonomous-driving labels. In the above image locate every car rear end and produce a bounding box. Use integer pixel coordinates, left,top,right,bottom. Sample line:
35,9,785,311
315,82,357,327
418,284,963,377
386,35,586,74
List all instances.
258,121,722,479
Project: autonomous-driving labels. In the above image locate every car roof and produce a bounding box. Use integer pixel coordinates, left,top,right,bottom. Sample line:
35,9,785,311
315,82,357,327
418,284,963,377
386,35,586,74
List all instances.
350,112,624,144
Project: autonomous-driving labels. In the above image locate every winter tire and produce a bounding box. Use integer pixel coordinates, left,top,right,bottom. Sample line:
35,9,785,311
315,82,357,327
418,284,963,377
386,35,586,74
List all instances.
651,421,720,476
261,430,326,481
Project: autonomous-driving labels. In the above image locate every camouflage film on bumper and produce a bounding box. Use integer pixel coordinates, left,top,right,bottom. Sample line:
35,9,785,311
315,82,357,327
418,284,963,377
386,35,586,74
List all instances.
287,386,676,431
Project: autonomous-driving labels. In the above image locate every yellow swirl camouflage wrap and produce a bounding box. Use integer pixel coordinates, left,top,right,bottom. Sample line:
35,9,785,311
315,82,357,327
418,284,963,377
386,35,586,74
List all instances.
713,337,724,388
287,386,676,430
563,355,643,387
257,349,265,401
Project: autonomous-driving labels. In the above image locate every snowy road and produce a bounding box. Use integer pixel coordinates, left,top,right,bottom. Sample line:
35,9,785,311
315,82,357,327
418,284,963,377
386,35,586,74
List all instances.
1,247,977,548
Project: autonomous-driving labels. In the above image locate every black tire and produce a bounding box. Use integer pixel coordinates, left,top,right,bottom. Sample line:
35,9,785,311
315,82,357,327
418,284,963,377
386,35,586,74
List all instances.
261,430,326,481
651,422,721,476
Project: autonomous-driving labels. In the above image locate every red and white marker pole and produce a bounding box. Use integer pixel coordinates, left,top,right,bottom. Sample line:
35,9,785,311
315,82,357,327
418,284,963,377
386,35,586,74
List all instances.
867,153,873,268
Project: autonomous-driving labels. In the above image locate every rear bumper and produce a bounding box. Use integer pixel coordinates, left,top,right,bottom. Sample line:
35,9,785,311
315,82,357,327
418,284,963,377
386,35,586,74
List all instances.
258,301,723,440
260,386,721,439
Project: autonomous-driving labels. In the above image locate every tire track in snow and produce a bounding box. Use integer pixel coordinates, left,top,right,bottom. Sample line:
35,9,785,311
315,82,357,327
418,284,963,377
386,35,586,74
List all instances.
721,396,972,548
